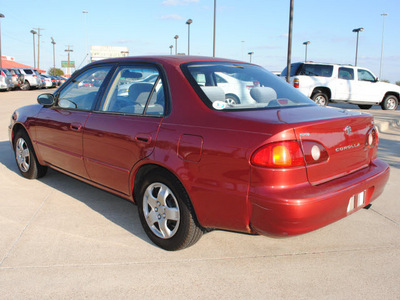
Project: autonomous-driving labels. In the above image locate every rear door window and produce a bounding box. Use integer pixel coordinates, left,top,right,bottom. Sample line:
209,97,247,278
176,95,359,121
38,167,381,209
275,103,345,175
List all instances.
298,64,333,77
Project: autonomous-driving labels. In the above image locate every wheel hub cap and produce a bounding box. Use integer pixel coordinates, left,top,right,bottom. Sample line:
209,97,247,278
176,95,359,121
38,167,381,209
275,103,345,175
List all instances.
143,183,180,239
15,138,30,172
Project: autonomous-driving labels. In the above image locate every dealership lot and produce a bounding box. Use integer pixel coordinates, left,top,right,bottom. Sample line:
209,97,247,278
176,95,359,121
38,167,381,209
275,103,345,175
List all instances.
0,90,399,299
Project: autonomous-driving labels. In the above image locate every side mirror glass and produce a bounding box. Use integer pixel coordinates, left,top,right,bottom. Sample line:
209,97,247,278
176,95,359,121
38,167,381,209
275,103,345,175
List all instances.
37,93,55,106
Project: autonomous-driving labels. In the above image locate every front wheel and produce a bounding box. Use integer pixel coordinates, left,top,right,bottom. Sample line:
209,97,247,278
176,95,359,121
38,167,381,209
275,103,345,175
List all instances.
14,131,47,179
136,170,203,251
311,91,328,106
381,95,398,110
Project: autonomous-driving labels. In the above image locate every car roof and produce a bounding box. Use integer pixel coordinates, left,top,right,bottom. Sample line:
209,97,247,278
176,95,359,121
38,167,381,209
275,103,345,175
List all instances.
89,55,247,67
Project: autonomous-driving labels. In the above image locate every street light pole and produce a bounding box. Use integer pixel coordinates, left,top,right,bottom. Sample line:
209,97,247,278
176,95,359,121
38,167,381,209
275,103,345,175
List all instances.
303,41,310,62
174,35,179,55
352,27,364,66
169,45,173,55
213,0,216,57
286,0,294,83
248,52,254,63
186,19,192,55
379,13,388,79
30,30,37,69
0,14,5,69
51,37,56,73
82,10,89,64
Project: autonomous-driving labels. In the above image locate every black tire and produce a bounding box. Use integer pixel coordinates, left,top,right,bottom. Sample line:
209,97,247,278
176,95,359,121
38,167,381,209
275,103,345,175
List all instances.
21,81,31,91
225,94,240,105
358,104,372,109
381,95,398,110
13,130,47,179
135,169,203,251
311,91,328,106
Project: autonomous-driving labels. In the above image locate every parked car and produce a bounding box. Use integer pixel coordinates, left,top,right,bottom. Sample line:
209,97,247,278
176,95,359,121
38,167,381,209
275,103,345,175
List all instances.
0,68,14,91
8,68,24,89
40,74,54,88
17,68,40,90
281,62,400,110
9,56,390,251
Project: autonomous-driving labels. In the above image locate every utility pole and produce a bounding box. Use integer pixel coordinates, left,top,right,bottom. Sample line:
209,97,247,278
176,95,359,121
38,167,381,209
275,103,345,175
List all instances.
51,37,56,73
65,45,73,76
34,27,44,71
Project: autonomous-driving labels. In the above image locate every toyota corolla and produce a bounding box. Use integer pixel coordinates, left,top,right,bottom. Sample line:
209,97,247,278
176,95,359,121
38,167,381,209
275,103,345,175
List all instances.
9,56,390,250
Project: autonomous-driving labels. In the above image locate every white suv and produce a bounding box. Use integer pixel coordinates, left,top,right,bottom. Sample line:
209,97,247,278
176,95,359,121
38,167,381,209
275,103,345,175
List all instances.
281,62,399,110
16,68,40,90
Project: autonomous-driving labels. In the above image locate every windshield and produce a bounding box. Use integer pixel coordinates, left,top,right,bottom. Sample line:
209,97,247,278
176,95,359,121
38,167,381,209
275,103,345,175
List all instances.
183,62,315,110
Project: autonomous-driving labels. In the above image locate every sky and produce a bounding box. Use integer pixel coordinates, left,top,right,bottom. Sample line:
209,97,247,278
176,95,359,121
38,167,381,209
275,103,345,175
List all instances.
1,0,399,82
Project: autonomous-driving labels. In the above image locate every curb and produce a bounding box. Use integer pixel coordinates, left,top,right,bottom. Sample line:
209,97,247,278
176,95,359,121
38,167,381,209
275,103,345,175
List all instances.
375,118,400,133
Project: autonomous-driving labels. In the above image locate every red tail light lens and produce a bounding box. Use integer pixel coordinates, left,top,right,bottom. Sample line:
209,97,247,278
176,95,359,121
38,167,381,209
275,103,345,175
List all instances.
251,141,305,168
294,78,299,88
366,127,378,147
0,71,5,77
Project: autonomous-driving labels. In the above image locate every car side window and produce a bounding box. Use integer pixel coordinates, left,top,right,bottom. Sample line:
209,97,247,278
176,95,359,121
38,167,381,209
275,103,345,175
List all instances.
358,69,375,82
100,66,164,116
57,66,112,110
338,67,354,80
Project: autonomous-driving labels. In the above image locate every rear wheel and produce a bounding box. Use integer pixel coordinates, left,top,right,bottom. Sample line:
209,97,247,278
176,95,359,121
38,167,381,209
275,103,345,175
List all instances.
21,81,31,91
311,91,328,106
136,169,203,251
13,131,47,179
381,95,398,110
225,94,240,105
358,104,372,109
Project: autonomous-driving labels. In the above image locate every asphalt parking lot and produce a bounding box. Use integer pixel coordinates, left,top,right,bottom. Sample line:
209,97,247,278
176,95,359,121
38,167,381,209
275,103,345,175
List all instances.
0,90,399,299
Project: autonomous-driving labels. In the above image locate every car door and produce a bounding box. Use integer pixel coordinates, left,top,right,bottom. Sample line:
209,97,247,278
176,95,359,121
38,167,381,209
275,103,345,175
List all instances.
34,65,113,178
352,69,381,102
82,65,166,195
334,67,354,100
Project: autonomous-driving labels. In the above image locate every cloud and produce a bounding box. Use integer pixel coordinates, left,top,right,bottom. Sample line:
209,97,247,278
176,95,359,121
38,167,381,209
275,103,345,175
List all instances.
162,0,199,6
160,14,183,20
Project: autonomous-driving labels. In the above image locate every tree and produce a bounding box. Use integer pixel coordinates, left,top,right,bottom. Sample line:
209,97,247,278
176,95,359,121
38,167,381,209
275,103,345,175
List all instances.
396,81,400,86
48,68,64,76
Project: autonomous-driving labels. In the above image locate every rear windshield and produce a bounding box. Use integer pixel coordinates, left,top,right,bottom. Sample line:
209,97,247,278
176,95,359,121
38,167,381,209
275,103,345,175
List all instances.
23,69,34,75
281,62,303,77
182,62,315,111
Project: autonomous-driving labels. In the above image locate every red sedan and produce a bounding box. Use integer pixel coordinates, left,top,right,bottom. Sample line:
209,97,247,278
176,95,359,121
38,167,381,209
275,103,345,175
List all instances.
9,56,390,250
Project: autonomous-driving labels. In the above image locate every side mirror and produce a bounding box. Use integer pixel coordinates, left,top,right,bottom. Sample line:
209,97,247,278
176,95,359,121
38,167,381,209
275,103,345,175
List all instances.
37,93,55,107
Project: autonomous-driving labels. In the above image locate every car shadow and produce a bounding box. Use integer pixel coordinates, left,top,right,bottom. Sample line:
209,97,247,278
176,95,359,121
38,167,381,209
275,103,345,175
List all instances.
0,140,152,246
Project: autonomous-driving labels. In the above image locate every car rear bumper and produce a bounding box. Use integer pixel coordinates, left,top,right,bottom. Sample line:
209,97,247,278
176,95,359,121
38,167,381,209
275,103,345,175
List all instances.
249,159,390,236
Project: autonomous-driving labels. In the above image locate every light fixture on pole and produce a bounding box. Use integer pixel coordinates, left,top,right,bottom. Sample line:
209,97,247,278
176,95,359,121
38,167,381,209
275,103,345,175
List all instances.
51,37,56,73
352,27,364,66
169,45,173,55
30,29,37,69
248,52,254,63
303,41,310,62
82,10,89,64
0,13,5,69
174,35,179,55
186,19,193,55
379,13,388,80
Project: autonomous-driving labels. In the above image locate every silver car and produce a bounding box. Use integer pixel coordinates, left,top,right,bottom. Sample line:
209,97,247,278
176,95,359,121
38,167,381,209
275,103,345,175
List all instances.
0,68,14,91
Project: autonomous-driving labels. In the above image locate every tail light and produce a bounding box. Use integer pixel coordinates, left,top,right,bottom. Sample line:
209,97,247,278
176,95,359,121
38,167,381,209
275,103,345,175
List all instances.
33,74,37,77
251,140,329,168
366,127,378,147
1,71,5,77
294,78,299,88
251,141,305,168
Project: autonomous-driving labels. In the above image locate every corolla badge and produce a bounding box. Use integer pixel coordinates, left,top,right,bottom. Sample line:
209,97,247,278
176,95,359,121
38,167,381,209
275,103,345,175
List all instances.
344,126,352,135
